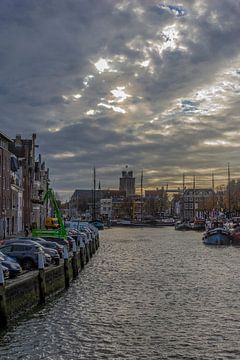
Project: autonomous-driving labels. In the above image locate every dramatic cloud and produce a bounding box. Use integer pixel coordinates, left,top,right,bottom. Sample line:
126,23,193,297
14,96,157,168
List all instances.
0,0,240,199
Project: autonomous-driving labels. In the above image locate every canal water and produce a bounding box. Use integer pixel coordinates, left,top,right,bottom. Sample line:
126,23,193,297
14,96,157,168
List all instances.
1,227,240,359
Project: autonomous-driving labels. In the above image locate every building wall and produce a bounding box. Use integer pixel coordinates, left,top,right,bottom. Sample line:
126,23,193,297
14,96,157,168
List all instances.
9,134,37,228
0,134,12,238
119,170,135,196
183,188,214,220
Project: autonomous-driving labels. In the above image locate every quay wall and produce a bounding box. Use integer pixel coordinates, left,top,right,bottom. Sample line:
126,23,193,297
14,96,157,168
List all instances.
0,238,99,327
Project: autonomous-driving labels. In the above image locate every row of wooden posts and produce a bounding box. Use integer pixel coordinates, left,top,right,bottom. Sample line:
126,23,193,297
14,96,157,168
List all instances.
0,236,99,328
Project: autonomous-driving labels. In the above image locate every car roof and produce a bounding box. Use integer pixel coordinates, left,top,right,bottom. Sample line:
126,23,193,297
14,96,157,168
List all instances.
1,242,34,248
4,239,40,245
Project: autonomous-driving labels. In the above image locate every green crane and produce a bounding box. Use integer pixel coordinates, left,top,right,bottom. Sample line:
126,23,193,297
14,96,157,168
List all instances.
32,188,67,239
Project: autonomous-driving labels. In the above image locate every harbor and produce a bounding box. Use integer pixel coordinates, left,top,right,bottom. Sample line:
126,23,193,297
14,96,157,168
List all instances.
1,226,240,359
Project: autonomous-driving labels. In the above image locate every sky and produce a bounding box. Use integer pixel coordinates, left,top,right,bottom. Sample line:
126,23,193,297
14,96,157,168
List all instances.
0,0,240,200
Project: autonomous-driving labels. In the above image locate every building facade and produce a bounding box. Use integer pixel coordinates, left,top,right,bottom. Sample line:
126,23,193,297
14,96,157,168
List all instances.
183,188,215,220
119,169,135,197
0,132,51,235
0,132,13,238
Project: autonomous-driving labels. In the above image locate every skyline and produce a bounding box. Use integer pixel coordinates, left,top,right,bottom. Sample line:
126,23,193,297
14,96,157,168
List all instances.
0,0,240,200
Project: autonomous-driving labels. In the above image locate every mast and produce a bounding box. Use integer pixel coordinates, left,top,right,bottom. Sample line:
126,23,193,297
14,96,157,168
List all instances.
228,163,231,218
182,173,185,221
93,167,96,221
140,169,143,222
193,174,196,220
182,173,185,192
212,172,215,211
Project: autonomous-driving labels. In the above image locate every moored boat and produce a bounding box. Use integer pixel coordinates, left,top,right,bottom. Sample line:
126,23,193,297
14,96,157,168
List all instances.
230,226,240,246
175,221,192,231
202,227,231,245
192,219,205,231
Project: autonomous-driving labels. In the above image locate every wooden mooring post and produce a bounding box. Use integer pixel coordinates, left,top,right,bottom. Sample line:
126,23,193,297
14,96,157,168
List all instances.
38,253,46,305
64,246,70,288
72,240,78,279
0,264,7,328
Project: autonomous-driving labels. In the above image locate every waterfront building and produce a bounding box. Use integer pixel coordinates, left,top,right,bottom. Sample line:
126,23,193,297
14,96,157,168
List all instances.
10,154,23,234
9,134,37,228
0,131,13,238
9,133,50,230
32,154,49,229
69,189,126,219
182,188,215,220
119,168,135,197
145,187,168,217
100,198,112,220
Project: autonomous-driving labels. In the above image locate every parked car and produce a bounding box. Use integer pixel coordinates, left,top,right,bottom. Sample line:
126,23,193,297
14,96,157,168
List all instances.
89,220,104,230
33,238,64,258
68,231,87,248
0,264,10,279
0,251,22,278
30,239,60,264
0,242,51,270
2,238,55,265
37,236,69,249
7,237,60,265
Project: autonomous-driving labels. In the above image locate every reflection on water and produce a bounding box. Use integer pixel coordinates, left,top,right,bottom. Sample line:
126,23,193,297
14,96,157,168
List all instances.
1,227,240,359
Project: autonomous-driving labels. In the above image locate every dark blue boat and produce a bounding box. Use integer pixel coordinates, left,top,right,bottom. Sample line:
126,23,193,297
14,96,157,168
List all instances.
202,227,231,245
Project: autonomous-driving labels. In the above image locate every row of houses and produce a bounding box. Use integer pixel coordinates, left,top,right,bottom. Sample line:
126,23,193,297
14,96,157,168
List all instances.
67,186,169,221
0,131,49,239
67,183,231,221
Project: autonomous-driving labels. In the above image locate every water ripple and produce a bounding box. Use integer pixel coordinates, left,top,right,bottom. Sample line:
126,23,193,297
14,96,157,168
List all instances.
1,227,240,359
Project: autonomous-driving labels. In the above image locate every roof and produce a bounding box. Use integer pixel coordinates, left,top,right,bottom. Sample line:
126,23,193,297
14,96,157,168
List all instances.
0,131,12,143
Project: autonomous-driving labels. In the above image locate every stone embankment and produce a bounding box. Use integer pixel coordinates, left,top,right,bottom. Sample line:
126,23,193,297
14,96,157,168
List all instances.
0,237,99,328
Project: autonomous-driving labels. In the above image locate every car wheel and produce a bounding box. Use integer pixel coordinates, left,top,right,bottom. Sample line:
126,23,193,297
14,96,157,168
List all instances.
22,258,35,271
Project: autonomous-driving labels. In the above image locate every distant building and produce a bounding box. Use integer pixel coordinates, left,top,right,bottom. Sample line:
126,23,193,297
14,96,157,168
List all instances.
69,189,126,219
100,198,112,220
145,187,168,217
183,188,215,220
119,169,135,196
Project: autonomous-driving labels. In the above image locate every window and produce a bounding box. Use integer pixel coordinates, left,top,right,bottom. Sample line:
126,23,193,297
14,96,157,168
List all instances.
0,245,12,253
12,244,30,251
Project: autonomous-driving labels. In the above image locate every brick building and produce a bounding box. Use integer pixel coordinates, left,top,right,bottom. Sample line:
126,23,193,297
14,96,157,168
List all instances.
0,132,13,238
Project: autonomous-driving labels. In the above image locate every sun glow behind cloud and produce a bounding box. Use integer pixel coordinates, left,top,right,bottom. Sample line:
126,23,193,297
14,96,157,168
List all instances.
98,102,126,114
52,152,76,159
110,87,131,103
94,58,117,74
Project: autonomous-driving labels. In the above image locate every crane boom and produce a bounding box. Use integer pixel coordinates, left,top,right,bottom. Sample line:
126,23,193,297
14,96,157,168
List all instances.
32,188,67,239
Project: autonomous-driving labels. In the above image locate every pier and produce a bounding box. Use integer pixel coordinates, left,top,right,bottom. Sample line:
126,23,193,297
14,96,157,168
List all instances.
0,237,99,328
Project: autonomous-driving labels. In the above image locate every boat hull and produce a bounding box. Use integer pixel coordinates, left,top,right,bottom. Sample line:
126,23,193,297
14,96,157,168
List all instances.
175,223,192,231
203,228,231,245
